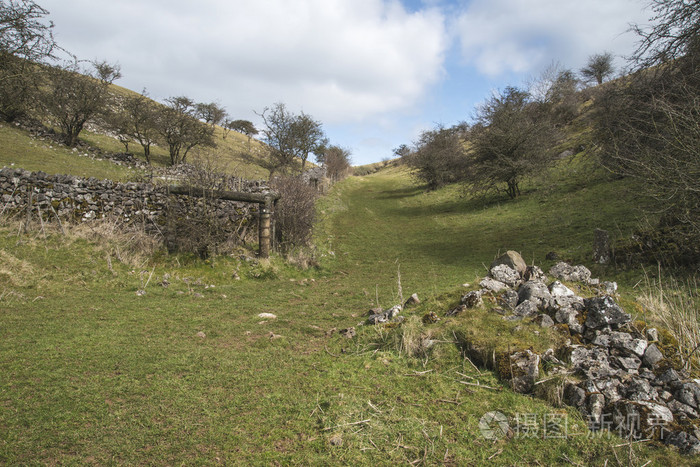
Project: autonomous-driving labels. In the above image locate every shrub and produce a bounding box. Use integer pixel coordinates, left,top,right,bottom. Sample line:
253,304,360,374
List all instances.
270,175,318,253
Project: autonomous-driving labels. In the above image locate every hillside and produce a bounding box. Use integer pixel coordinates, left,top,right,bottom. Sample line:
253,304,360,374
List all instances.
1,151,696,463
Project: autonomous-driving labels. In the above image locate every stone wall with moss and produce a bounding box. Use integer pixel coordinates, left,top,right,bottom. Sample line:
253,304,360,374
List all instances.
0,167,267,231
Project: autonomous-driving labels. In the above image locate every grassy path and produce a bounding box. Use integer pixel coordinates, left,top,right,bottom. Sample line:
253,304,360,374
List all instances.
0,168,683,464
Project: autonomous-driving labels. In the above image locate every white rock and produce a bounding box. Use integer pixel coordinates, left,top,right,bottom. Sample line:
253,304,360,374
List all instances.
258,313,277,319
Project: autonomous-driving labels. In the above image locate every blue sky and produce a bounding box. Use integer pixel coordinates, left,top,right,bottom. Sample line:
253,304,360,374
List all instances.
39,0,650,166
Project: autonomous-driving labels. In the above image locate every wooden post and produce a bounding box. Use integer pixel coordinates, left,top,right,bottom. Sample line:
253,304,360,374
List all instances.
258,199,272,258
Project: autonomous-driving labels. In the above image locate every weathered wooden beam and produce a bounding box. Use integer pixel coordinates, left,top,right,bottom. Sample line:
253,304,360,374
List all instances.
167,185,280,204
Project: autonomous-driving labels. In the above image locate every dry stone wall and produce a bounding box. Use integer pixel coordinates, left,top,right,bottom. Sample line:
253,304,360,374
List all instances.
0,167,268,233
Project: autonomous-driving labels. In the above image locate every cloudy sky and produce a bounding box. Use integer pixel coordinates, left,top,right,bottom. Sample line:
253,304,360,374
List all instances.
38,0,650,165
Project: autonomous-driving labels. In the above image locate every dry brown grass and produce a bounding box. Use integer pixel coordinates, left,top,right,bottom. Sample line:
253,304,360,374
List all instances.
637,267,700,370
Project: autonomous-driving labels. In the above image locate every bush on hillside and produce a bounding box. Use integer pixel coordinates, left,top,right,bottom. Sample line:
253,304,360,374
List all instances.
270,175,318,253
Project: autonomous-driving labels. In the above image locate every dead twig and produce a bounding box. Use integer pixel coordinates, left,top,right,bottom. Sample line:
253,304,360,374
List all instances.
323,419,370,431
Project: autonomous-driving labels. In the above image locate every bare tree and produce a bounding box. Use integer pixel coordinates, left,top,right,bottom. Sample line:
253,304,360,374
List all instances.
196,102,227,128
293,112,326,172
405,124,468,190
465,86,558,199
323,145,352,182
580,52,615,85
253,103,325,177
592,0,700,263
156,96,216,166
0,0,56,61
108,90,160,162
0,0,57,122
631,0,700,67
41,59,121,147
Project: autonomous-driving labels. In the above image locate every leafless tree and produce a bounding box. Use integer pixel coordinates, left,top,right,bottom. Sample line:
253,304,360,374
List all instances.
108,90,160,162
0,0,57,121
580,52,615,85
323,145,352,182
156,96,216,166
41,59,121,147
465,86,558,199
405,124,468,190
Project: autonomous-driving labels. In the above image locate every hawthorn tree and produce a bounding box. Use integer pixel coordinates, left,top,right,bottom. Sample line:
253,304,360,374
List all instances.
253,103,326,177
580,52,614,85
156,96,216,166
405,125,468,190
108,90,160,162
41,60,121,147
322,145,352,182
0,0,57,121
465,86,558,199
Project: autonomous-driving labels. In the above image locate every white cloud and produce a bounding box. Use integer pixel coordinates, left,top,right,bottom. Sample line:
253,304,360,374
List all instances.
454,0,650,77
40,0,448,124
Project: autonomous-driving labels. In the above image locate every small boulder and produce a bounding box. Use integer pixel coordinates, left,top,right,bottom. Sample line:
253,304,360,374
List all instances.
514,300,539,318
489,264,520,287
531,314,555,328
480,277,509,293
339,327,356,339
490,251,527,276
509,350,540,393
517,281,552,308
584,296,631,330
461,290,483,308
643,343,664,368
549,262,592,283
549,281,575,298
497,289,519,311
404,293,421,308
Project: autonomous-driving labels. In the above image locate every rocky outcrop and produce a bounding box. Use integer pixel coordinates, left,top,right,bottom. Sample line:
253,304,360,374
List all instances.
458,252,700,454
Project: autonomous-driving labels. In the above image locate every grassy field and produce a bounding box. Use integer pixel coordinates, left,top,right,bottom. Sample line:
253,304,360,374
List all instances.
0,155,691,464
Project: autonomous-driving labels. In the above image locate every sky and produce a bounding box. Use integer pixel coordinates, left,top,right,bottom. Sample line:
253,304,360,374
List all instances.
37,0,651,166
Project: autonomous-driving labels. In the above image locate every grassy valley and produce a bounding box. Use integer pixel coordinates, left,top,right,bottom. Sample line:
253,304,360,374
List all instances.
0,139,694,463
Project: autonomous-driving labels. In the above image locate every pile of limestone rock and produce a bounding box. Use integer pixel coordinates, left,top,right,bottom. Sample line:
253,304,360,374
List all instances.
460,251,700,454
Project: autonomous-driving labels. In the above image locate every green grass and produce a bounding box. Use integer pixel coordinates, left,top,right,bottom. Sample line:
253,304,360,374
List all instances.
0,156,693,464
0,122,138,181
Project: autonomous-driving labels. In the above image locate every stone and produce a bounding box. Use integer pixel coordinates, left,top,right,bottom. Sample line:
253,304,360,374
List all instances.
196,331,206,338
422,312,439,324
596,331,648,357
549,281,575,298
461,290,483,308
625,379,658,401
564,384,586,408
258,313,277,319
404,293,421,308
643,344,664,367
584,296,631,330
570,347,619,379
480,277,509,293
611,355,642,371
674,383,700,409
549,262,592,283
599,281,618,295
497,289,519,310
532,314,555,328
592,229,611,264
509,350,540,393
490,250,527,275
513,300,539,318
329,433,343,446
665,431,700,455
554,307,583,334
489,264,520,287
339,327,356,339
660,368,682,384
517,281,552,308
667,400,699,418
523,265,547,282
588,393,606,425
